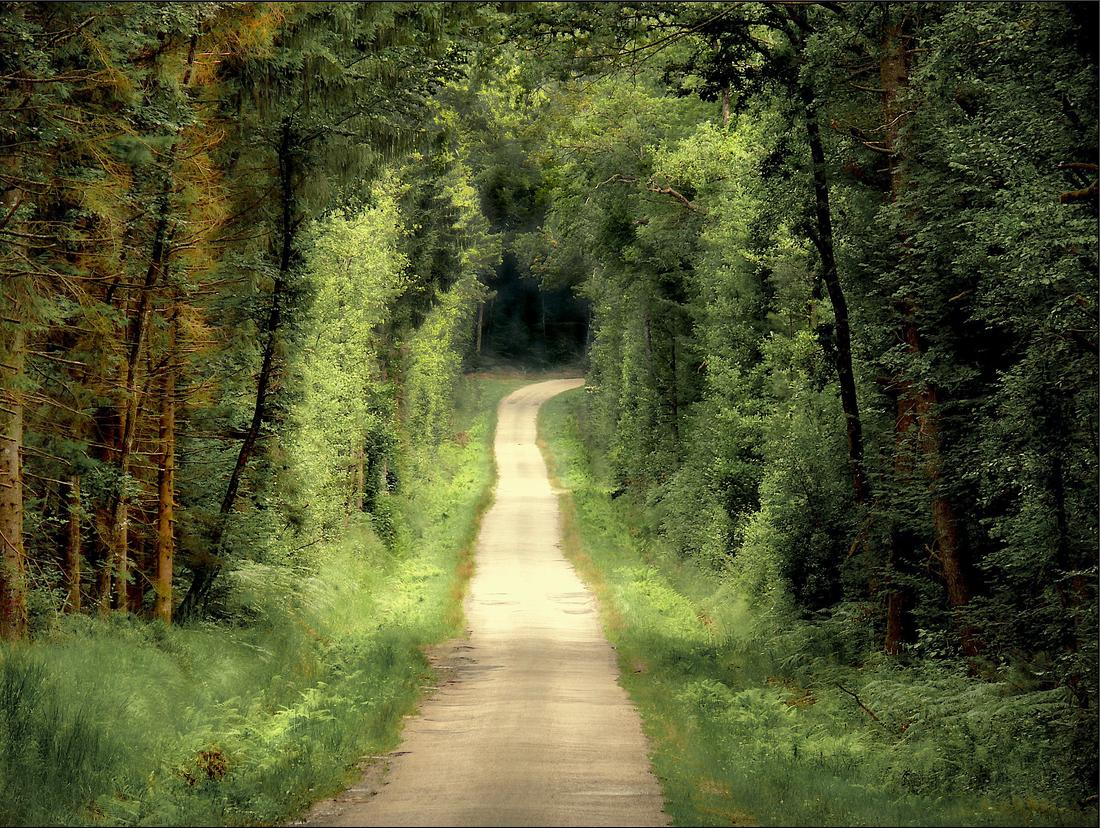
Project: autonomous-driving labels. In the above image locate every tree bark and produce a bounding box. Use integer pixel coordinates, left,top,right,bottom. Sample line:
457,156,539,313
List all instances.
879,14,975,655
884,589,905,655
129,532,148,613
154,309,176,623
107,161,173,611
884,386,918,655
0,325,27,640
475,301,484,355
788,12,871,507
65,475,82,613
179,116,298,620
0,163,26,639
107,33,197,612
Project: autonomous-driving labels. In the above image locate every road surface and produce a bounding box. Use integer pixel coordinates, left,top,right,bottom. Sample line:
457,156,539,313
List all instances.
306,378,667,827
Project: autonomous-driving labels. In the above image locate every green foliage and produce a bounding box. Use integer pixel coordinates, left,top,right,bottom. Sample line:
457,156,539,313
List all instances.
0,376,517,827
541,388,1096,827
290,183,409,536
2,2,1096,824
399,153,499,449
515,5,1097,774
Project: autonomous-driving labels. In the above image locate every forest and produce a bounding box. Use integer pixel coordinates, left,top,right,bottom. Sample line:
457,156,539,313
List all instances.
0,2,1096,826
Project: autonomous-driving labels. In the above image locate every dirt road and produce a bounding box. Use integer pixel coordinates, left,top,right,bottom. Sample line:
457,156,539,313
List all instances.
307,378,667,827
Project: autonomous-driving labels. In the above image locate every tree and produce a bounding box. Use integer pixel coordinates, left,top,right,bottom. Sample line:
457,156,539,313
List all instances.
178,2,472,618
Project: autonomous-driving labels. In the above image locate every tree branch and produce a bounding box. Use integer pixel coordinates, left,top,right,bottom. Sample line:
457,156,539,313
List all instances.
646,182,700,212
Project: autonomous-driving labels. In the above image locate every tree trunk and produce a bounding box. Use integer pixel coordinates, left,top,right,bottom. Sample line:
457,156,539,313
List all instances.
879,14,975,655
801,106,870,506
0,325,27,640
912,372,970,614
475,301,484,355
65,475,82,613
108,444,131,611
788,12,871,506
107,34,197,613
884,387,918,655
154,309,176,623
354,440,365,513
884,590,905,655
129,532,148,613
179,116,297,620
668,318,680,447
108,173,171,612
89,403,118,614
96,522,113,615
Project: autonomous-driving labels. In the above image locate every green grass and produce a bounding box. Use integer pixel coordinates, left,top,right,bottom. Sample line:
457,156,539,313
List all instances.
0,374,526,827
538,388,1096,828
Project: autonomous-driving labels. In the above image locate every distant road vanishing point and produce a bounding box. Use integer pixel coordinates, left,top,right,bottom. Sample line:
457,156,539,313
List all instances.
305,378,668,827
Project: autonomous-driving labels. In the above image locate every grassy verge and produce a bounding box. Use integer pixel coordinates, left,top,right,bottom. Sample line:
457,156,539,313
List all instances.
0,375,525,827
539,387,1095,828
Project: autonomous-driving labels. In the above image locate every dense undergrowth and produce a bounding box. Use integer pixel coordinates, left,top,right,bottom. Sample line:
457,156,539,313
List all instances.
0,376,521,827
540,388,1096,828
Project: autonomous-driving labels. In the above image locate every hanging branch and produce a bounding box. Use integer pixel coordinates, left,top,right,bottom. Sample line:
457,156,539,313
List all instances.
835,684,894,733
1057,161,1097,203
593,173,701,212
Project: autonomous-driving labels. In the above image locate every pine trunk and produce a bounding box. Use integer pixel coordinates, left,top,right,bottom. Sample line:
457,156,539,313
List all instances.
111,177,176,611
107,36,197,612
179,117,297,620
154,311,176,623
0,326,27,639
65,476,82,612
880,15,976,655
129,532,147,613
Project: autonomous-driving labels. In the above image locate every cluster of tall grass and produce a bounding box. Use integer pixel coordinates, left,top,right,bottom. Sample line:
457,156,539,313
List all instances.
0,376,521,826
539,388,1096,828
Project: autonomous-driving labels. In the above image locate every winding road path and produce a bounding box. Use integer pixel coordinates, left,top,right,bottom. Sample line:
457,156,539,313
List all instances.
308,378,668,827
